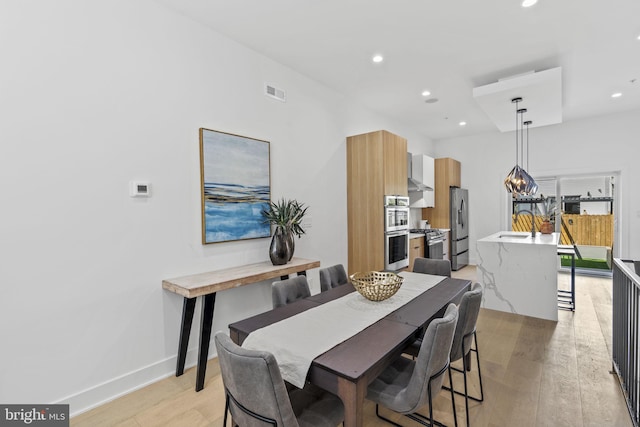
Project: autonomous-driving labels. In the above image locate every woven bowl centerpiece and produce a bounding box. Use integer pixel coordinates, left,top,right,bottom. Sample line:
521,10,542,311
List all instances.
349,271,404,302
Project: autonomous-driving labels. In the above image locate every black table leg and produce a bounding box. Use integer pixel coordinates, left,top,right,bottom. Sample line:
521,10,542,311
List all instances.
281,270,307,280
196,293,216,392
176,297,196,376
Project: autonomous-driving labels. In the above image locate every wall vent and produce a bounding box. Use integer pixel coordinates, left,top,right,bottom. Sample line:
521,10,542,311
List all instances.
265,83,286,102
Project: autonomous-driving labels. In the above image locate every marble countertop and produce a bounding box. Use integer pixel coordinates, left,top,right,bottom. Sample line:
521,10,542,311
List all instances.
478,231,560,246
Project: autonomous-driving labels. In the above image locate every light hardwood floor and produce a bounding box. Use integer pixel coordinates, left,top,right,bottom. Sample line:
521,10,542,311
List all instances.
71,266,632,427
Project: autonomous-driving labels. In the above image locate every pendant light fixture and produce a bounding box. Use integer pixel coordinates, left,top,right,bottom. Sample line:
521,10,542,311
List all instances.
504,97,538,196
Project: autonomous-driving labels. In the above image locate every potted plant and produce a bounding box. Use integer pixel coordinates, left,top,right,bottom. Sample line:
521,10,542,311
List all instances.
262,198,308,265
539,195,556,234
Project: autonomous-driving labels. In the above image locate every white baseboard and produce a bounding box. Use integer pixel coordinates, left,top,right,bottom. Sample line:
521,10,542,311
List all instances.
61,347,201,418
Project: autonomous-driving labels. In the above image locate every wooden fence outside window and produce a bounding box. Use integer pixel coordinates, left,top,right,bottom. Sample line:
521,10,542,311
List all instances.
512,213,614,247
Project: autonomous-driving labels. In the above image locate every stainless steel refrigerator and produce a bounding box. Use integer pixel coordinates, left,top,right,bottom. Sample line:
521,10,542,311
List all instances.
450,187,469,270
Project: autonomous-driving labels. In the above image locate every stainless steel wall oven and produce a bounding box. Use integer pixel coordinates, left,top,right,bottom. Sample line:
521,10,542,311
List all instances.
384,195,410,271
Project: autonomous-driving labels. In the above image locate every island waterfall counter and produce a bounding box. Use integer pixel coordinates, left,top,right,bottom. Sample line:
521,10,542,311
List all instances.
476,231,561,321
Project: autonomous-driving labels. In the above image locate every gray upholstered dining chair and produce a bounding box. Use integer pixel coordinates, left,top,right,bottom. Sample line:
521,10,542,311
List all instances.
214,332,345,427
447,282,484,427
272,275,311,308
413,258,452,277
319,264,349,292
367,303,459,427
405,283,484,427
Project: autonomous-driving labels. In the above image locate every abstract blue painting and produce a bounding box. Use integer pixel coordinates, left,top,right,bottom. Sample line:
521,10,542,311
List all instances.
199,128,271,244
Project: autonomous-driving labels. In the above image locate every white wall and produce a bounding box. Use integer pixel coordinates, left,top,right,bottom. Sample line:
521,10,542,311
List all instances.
433,109,640,263
0,0,432,415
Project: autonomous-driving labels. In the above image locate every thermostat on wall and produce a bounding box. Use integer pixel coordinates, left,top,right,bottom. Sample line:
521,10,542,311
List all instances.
130,181,151,197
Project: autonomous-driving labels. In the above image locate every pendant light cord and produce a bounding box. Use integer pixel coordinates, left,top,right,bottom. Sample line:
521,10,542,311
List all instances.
514,99,519,166
517,107,528,169
520,109,525,167
526,122,530,171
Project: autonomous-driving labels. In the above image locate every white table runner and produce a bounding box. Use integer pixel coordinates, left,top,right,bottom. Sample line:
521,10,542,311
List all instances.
241,272,445,388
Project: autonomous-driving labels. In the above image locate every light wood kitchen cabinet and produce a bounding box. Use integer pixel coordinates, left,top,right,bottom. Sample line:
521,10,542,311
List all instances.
347,130,408,275
408,236,425,271
381,132,408,196
422,158,461,229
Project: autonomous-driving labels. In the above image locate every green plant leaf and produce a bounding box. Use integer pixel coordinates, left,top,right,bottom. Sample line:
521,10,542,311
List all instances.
261,198,308,237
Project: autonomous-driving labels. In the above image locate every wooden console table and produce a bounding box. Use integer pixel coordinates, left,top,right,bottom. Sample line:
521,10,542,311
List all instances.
162,257,320,391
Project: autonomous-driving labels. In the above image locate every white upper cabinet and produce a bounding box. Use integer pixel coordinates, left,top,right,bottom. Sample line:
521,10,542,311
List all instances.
413,154,435,189
409,154,435,207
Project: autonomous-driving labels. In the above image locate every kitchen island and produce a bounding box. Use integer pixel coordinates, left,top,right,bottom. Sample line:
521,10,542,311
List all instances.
476,231,561,321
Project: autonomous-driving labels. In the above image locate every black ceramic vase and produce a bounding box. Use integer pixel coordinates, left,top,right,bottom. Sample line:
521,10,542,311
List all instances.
269,227,291,265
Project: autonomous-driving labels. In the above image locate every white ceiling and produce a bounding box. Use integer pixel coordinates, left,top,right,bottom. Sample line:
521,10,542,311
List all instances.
473,67,563,131
154,0,640,141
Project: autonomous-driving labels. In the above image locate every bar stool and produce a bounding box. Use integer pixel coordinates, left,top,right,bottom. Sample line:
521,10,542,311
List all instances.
557,245,576,311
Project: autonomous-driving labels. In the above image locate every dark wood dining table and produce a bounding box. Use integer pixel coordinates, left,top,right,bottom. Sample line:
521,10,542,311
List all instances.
228,274,471,427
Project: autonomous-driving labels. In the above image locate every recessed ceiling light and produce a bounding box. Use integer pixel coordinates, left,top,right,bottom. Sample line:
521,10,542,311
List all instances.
421,90,431,97
611,92,623,98
459,121,467,126
372,55,384,63
522,0,538,7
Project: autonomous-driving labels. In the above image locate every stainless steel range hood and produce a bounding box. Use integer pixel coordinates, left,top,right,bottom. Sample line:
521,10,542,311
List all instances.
407,153,433,192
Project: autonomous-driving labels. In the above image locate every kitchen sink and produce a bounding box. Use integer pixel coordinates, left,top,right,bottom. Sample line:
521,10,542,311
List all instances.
498,233,530,239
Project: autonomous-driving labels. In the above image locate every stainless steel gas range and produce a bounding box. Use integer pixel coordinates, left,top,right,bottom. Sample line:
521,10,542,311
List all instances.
409,228,446,260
